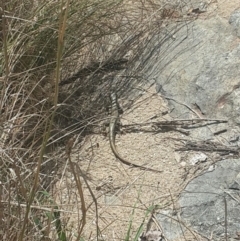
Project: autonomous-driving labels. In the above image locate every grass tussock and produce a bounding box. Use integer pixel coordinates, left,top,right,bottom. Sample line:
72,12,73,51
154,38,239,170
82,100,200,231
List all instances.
0,0,186,240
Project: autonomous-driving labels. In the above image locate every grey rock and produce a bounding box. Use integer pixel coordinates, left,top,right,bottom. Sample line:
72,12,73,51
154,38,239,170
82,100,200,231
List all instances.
229,172,240,190
229,8,240,37
189,153,208,165
142,16,240,141
179,159,240,240
156,210,186,241
138,230,164,241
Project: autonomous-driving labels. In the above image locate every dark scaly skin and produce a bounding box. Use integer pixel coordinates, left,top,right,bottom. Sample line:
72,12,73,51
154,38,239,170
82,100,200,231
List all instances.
109,92,162,173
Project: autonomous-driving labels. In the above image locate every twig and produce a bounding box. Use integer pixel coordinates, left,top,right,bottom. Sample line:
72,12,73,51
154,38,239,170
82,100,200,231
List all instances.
162,95,203,118
121,119,227,130
224,197,228,241
66,137,87,238
0,201,78,214
75,164,101,241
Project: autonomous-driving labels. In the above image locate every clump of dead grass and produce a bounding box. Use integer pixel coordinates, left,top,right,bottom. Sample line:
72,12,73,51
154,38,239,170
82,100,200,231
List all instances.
0,0,186,240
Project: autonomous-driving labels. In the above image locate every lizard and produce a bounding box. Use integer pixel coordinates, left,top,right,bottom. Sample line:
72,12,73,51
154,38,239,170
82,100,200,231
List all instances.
109,92,162,173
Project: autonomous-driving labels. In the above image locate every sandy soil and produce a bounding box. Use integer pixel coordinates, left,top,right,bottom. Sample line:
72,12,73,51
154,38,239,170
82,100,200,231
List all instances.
54,85,209,240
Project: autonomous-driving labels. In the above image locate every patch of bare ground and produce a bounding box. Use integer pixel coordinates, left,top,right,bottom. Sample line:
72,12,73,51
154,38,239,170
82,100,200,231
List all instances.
54,85,206,240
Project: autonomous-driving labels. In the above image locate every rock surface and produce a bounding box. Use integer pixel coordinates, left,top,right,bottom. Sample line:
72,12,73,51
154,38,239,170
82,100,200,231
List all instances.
229,8,240,37
144,10,240,141
179,159,240,240
144,2,240,240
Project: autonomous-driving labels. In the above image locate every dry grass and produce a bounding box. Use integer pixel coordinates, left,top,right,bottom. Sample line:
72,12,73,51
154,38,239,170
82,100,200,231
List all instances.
0,0,190,240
